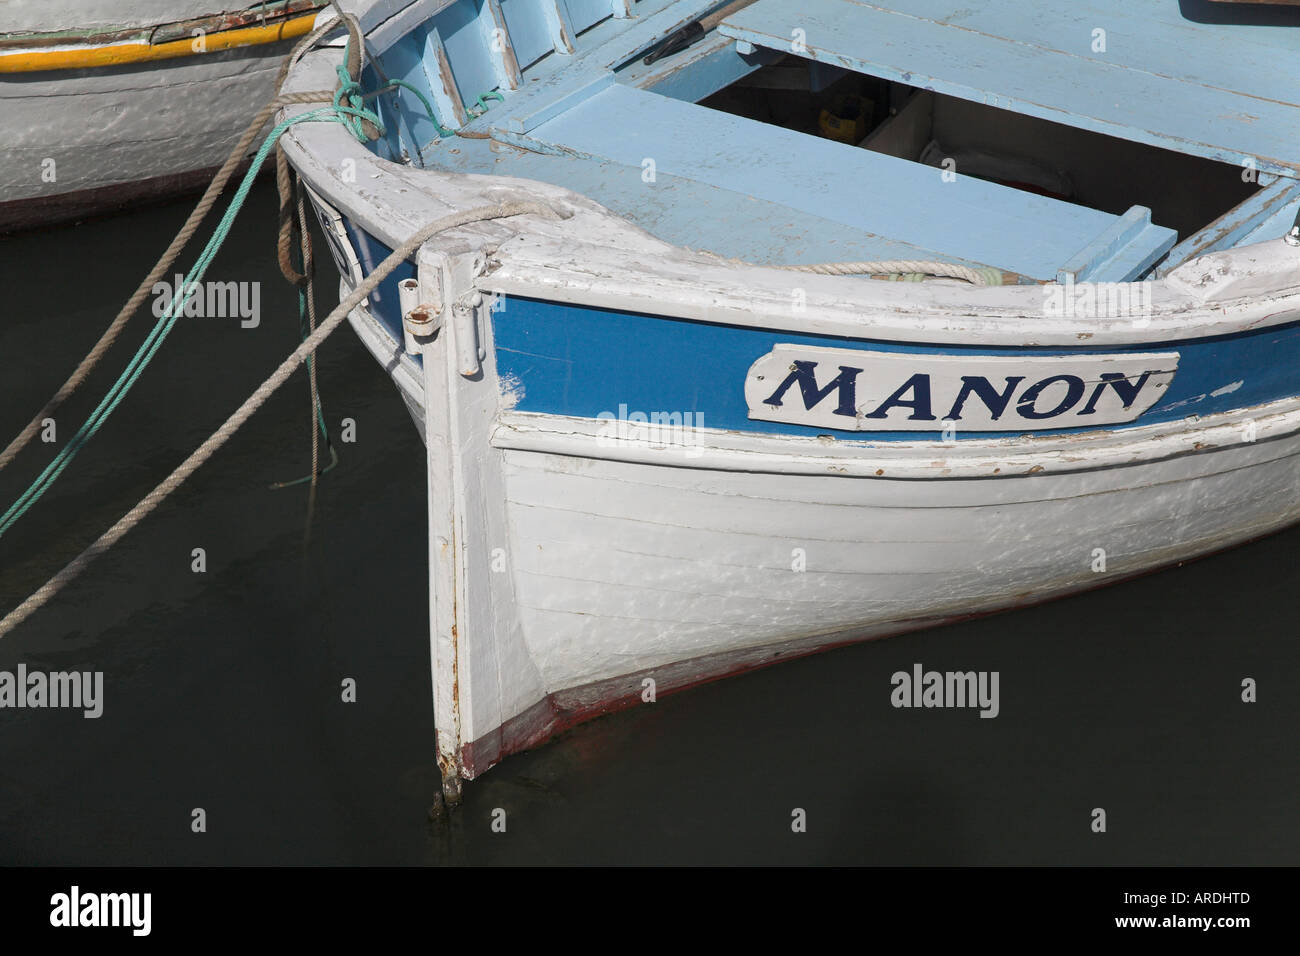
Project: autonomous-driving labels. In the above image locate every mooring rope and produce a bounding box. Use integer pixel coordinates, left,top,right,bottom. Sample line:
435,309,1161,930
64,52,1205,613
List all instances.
266,175,339,516
777,260,1006,285
0,19,386,539
0,201,562,639
0,13,354,476
0,104,378,540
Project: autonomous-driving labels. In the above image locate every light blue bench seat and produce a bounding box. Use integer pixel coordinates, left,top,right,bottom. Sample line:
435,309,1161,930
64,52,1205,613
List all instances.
513,83,1174,280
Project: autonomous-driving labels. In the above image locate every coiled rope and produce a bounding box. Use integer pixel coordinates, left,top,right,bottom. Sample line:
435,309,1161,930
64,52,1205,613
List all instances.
0,201,562,639
776,260,1006,285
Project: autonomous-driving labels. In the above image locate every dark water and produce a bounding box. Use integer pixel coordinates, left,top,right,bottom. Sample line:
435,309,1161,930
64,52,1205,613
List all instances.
0,182,1296,865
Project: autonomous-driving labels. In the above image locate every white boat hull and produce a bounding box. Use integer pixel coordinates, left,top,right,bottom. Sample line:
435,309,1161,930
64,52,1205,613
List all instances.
337,269,1300,779
273,5,1300,783
0,1,318,230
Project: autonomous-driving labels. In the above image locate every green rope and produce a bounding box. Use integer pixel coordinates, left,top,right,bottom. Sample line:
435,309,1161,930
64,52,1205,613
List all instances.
0,77,384,540
269,280,340,491
369,79,455,139
474,90,504,114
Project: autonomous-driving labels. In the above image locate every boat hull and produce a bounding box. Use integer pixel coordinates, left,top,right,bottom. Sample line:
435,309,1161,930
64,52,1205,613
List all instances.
336,270,1300,779
0,3,317,232
271,5,1300,782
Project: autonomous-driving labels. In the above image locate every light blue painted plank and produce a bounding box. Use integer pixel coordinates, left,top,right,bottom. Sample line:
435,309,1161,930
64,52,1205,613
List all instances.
426,137,999,266
542,0,578,53
720,0,1300,176
852,0,1300,107
374,30,451,154
423,25,468,126
433,1,502,106
506,72,615,131
1056,206,1175,284
523,83,1175,279
480,0,523,90
619,32,773,103
498,0,554,69
1160,178,1300,272
1239,197,1300,245
473,0,718,132
562,0,613,34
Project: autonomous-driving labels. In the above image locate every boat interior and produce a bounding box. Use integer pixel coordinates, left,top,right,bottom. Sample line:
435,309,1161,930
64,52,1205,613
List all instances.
355,0,1300,283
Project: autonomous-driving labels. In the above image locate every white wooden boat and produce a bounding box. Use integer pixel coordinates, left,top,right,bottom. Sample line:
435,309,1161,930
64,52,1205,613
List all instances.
0,0,323,231
278,0,1300,788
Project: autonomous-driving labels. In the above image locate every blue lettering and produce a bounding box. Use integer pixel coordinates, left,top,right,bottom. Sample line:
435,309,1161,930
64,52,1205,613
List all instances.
1017,374,1086,419
1078,371,1153,414
763,361,862,417
863,373,936,421
945,375,1025,421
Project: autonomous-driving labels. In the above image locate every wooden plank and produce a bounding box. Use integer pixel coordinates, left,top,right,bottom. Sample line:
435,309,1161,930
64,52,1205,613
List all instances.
480,0,523,90
523,83,1175,279
542,0,577,53
1055,206,1174,284
470,0,718,132
622,31,773,103
1159,177,1300,272
424,26,468,126
496,0,555,69
720,0,1300,177
832,0,1300,105
429,135,1003,265
562,0,616,33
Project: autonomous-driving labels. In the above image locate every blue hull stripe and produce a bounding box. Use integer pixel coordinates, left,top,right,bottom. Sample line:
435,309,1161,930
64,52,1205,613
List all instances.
340,223,1300,441
492,295,1300,441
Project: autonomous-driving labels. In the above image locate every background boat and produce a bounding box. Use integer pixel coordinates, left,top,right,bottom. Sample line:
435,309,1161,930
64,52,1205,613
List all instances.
0,0,323,232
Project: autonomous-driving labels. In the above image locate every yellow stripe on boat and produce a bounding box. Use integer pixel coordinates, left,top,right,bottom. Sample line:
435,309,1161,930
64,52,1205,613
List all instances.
0,13,318,74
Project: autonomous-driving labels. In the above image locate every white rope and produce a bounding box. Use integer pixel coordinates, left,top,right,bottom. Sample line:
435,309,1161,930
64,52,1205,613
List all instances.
0,201,561,640
777,259,999,285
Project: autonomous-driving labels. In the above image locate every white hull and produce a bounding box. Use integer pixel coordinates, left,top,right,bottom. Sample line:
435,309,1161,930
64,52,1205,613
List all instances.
0,49,285,206
0,1,318,229
341,278,1300,778
499,440,1300,692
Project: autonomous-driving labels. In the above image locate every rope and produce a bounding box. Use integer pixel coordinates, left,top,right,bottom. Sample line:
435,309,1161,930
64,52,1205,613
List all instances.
0,16,392,540
277,14,373,284
776,260,1003,285
267,175,339,500
300,183,322,508
0,93,323,475
0,14,349,476
0,201,562,640
0,98,386,540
